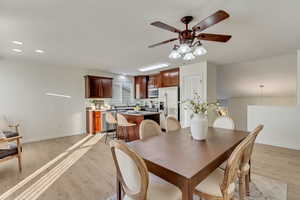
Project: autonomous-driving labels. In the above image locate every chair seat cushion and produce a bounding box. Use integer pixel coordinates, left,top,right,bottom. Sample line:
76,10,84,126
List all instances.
124,173,181,200
3,131,18,138
0,143,18,159
195,168,226,197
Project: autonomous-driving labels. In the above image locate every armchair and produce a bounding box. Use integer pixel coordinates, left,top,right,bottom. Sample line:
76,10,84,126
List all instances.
0,135,22,172
0,119,22,172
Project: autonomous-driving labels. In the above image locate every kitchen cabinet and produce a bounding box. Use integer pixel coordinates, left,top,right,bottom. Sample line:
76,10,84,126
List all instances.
148,74,161,88
86,111,102,134
160,68,179,87
134,76,148,99
119,112,160,141
85,75,112,98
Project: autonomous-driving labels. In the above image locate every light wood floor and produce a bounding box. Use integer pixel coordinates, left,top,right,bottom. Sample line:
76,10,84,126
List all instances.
0,134,299,200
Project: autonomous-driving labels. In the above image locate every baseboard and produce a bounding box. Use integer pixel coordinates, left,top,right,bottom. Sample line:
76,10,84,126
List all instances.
23,132,87,144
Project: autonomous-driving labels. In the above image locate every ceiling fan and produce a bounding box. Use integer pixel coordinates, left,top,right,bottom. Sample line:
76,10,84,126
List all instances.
148,10,232,61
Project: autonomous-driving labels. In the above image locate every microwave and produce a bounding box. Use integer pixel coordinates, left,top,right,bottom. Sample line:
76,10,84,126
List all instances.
148,88,159,98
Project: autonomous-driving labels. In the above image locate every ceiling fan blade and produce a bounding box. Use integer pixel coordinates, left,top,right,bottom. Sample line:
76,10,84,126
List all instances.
197,33,232,42
192,10,230,32
148,38,178,48
151,21,181,33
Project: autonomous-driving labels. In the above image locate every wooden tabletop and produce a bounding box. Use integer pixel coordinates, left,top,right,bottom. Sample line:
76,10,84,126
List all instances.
127,127,248,200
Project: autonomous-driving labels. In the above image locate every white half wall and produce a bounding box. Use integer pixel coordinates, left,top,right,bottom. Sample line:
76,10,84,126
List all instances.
248,105,300,150
0,60,118,143
228,97,297,131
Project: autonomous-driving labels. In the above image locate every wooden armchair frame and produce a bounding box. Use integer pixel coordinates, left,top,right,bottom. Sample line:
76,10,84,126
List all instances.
0,135,22,172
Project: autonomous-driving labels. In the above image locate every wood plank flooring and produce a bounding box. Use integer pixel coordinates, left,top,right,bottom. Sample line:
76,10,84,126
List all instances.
0,134,299,200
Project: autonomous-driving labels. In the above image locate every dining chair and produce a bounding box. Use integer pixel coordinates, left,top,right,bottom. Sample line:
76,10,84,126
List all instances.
194,125,262,200
117,114,136,142
104,112,118,144
166,116,181,132
240,125,264,197
213,116,235,130
213,116,235,170
110,140,181,200
139,120,161,140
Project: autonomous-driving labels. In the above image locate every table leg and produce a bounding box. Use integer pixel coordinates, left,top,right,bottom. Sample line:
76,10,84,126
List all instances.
116,177,121,200
182,180,193,200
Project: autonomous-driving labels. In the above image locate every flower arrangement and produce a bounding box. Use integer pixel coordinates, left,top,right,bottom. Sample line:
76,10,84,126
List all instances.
184,93,218,115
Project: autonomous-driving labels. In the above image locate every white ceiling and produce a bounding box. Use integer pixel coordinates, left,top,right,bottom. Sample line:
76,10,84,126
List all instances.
0,0,300,75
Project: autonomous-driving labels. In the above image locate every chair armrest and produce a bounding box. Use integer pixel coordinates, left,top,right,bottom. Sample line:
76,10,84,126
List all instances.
8,124,20,128
1,136,22,143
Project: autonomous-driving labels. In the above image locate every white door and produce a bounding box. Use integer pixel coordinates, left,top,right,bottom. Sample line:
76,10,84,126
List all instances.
181,75,203,127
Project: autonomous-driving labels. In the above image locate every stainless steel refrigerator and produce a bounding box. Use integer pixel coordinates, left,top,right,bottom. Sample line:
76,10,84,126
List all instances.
158,86,180,130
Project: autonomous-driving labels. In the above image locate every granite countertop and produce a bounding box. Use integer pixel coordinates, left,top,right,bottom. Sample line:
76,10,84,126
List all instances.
120,111,160,116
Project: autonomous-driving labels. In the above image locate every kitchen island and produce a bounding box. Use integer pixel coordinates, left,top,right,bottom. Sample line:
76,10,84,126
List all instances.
118,111,160,141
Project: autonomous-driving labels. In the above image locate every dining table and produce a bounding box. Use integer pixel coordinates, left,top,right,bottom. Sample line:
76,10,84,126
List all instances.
116,127,248,200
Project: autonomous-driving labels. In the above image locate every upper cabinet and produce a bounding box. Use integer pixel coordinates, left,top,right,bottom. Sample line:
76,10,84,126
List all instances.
148,73,161,88
85,75,113,98
134,68,179,99
134,76,148,99
160,68,179,87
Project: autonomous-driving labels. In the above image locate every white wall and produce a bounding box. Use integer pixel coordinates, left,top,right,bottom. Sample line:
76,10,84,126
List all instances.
180,62,207,127
207,63,218,126
297,50,300,105
248,105,300,150
217,53,297,99
207,63,217,102
228,97,297,131
0,60,120,142
179,61,217,127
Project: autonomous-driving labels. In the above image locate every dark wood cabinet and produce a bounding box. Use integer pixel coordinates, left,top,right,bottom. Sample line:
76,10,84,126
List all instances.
86,111,102,134
160,68,179,87
134,76,148,99
85,75,112,98
148,74,161,88
119,113,160,141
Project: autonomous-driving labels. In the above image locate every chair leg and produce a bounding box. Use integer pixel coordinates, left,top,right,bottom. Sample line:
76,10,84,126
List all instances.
245,173,250,196
239,175,246,200
248,160,252,182
104,132,108,144
17,155,22,172
124,127,129,142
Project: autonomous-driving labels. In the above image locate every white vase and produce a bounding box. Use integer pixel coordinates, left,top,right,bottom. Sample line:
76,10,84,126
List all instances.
190,114,208,140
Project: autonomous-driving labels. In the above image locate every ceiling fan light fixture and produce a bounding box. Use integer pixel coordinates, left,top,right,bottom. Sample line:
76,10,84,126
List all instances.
193,45,207,56
183,52,195,61
178,43,191,54
169,49,181,59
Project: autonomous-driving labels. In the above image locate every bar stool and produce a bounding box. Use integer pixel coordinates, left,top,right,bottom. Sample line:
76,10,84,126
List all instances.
104,112,118,144
116,113,136,142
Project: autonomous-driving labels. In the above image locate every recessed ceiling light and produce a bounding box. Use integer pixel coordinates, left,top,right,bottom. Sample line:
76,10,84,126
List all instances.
139,63,170,72
12,49,22,53
35,49,45,53
12,41,23,45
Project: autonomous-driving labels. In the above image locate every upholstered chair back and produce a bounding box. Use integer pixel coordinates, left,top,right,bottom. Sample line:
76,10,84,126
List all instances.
117,113,129,125
110,140,149,200
166,116,181,132
220,126,261,198
213,116,235,130
139,120,161,140
106,112,117,124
